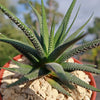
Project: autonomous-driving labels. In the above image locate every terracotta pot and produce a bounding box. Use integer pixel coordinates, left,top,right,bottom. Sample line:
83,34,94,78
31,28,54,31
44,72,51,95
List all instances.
0,55,96,100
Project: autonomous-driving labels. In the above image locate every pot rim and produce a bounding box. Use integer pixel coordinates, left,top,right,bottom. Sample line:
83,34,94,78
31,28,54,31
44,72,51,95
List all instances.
0,55,96,100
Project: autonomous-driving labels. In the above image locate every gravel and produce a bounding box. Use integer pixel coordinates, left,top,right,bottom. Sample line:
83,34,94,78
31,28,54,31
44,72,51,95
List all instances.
0,57,92,100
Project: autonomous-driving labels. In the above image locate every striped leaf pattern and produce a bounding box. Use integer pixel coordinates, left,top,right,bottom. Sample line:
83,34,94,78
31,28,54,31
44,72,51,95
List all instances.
57,39,100,63
65,72,100,92
62,62,100,74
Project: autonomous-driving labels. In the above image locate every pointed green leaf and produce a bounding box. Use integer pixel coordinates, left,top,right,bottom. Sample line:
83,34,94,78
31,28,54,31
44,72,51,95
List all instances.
7,76,28,88
64,13,93,43
54,0,76,47
10,58,33,74
29,2,42,34
0,57,35,75
45,77,71,96
57,39,100,63
0,38,36,57
0,38,40,61
48,17,55,54
7,68,49,88
62,6,80,42
41,0,49,53
1,67,32,75
84,64,96,68
48,34,86,61
65,72,100,92
61,62,100,74
45,63,74,89
0,4,45,58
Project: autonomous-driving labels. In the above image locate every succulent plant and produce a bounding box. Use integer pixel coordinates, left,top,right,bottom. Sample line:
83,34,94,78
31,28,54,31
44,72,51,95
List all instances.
0,0,100,96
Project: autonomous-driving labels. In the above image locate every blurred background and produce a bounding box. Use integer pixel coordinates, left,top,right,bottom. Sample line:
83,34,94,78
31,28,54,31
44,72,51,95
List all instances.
0,0,100,99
